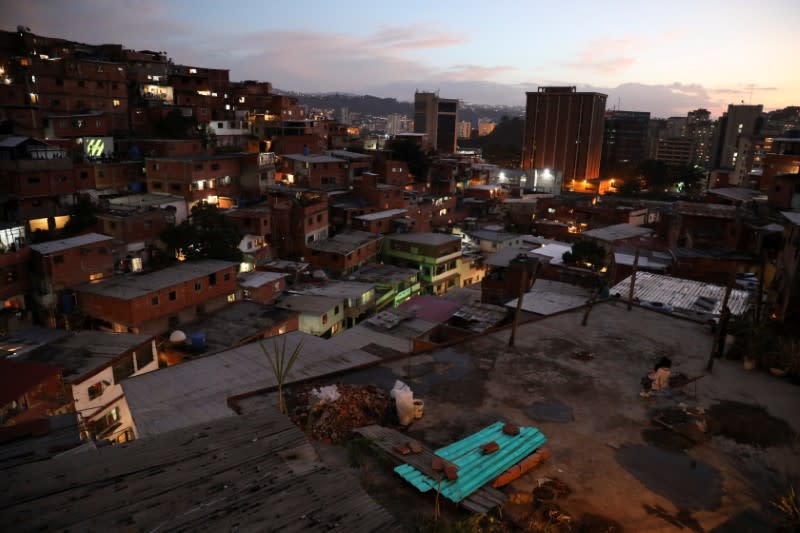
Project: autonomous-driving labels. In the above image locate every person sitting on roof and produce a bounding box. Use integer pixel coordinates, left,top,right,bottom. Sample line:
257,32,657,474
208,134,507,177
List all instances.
640,356,672,398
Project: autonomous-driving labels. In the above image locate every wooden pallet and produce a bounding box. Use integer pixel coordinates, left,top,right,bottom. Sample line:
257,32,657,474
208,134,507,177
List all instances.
353,424,507,513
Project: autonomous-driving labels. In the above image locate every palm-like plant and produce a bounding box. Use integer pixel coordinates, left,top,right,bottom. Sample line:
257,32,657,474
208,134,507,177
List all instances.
260,337,303,414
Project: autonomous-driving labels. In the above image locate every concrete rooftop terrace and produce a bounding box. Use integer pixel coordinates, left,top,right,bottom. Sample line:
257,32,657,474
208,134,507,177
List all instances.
302,301,800,531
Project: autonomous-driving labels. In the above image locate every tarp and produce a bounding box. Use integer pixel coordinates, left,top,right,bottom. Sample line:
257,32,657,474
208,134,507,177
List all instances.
395,421,546,503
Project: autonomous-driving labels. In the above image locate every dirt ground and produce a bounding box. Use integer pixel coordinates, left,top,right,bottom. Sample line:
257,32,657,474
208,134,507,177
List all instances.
303,300,800,531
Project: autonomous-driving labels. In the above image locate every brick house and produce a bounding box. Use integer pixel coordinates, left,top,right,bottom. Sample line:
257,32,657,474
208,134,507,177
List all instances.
306,230,383,276
277,154,348,189
17,330,159,443
29,233,115,326
238,271,287,304
145,153,264,208
268,190,328,259
382,233,462,295
0,358,68,426
76,259,239,334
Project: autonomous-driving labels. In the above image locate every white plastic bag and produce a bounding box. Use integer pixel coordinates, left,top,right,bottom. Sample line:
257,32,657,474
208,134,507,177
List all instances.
390,380,415,426
310,385,341,405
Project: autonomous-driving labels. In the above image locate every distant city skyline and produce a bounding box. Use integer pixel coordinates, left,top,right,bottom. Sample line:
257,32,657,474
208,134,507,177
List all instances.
2,0,798,117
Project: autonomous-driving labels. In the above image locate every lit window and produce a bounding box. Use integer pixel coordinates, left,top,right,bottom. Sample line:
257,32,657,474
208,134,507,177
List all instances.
227,293,236,303
112,99,121,108
189,68,197,74
238,96,245,103
29,92,39,104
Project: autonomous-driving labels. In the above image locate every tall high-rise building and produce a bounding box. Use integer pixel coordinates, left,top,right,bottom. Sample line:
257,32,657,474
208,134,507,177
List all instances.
386,114,409,136
711,104,763,170
457,120,472,139
413,91,459,153
600,110,650,178
686,108,714,168
522,87,607,184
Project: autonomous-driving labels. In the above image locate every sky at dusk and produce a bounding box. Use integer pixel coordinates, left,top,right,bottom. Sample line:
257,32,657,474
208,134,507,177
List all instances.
2,0,798,117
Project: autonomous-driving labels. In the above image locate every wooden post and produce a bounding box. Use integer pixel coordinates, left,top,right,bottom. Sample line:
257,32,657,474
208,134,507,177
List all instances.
581,289,597,326
627,248,640,311
706,272,735,372
509,259,537,348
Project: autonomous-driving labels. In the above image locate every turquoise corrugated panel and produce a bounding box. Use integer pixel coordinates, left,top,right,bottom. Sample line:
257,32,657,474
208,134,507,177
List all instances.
394,421,547,503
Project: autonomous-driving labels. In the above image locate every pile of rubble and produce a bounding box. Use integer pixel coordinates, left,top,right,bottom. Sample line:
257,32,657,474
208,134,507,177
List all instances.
288,383,390,444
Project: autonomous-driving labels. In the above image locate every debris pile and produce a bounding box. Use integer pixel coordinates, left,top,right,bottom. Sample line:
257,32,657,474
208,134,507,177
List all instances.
289,383,390,444
503,478,622,532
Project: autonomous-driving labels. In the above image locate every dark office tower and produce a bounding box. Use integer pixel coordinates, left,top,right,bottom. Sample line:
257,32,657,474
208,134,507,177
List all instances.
601,110,650,178
522,87,607,184
413,91,459,154
711,104,763,169
686,108,714,168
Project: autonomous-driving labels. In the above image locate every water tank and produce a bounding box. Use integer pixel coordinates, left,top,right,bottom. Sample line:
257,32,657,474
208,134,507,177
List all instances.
190,332,207,349
169,330,187,344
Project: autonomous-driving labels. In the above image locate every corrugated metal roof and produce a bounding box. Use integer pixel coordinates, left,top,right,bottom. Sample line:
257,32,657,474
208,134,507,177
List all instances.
610,272,750,317
29,233,112,255
781,211,800,226
505,280,590,315
395,421,546,502
122,331,381,437
582,223,653,242
76,260,238,300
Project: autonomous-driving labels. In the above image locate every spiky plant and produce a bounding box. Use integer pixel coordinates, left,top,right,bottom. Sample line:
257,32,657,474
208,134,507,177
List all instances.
260,337,303,414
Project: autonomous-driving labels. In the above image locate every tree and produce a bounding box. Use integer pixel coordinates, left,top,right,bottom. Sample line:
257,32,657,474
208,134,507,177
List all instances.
391,138,430,181
617,177,642,196
562,239,607,270
637,160,671,190
260,336,303,414
160,203,243,262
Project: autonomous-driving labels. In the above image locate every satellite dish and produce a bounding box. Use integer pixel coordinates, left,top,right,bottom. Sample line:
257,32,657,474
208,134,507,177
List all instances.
169,330,187,344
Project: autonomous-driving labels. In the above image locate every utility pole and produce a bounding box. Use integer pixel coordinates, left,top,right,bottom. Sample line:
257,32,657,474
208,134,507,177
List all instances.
707,272,735,372
509,258,537,348
627,248,640,311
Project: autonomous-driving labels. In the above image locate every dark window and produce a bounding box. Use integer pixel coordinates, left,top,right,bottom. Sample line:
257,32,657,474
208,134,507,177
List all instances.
208,273,217,286
111,82,118,89
97,81,104,88
170,183,181,192
53,255,64,264
152,181,163,189
80,171,88,179
168,291,176,301
134,345,153,370
87,382,104,400
27,177,40,184
316,214,322,222
195,281,202,291
151,296,159,305
223,273,230,281
78,80,85,88
56,79,64,86
112,356,135,383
